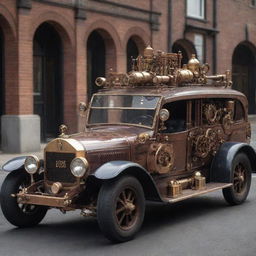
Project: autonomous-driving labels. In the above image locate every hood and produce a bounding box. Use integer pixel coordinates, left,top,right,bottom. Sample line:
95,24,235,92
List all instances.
70,125,152,152
69,125,153,171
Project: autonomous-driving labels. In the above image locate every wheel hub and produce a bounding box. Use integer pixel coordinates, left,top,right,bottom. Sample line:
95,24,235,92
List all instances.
124,202,135,214
239,175,244,183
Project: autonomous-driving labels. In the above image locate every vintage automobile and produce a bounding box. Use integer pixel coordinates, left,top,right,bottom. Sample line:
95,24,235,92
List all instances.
1,46,255,242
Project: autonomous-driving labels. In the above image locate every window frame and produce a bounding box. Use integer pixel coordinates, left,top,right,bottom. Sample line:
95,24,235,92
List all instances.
194,33,205,63
186,0,206,20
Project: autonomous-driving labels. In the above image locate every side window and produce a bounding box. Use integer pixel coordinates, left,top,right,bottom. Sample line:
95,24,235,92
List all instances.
234,100,245,121
162,100,187,133
202,98,244,124
202,98,225,125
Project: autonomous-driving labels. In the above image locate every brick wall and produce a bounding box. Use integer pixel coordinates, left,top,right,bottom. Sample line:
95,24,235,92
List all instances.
0,0,256,137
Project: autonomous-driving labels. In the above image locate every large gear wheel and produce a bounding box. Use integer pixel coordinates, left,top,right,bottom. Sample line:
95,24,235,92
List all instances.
194,134,211,159
155,144,174,174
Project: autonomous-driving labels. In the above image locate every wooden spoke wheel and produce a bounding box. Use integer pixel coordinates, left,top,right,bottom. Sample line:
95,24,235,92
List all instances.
116,188,138,230
0,170,48,227
233,163,247,194
97,176,145,242
223,153,251,205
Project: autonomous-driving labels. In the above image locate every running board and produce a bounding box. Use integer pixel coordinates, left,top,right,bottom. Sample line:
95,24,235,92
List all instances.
164,182,232,203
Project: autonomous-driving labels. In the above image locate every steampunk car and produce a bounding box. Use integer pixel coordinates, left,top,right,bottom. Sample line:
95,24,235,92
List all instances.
1,46,255,242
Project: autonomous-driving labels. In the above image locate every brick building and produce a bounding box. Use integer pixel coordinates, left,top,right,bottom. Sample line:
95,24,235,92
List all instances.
0,0,255,153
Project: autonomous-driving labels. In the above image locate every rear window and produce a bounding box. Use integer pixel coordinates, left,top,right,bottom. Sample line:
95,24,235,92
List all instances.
234,100,245,121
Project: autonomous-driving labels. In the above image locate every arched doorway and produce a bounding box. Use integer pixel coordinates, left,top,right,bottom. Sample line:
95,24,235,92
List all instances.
127,38,139,72
87,31,106,99
33,23,63,140
232,43,256,114
126,35,146,72
172,39,196,66
0,27,3,115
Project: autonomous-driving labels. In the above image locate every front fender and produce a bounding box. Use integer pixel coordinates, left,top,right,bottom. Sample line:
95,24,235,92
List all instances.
1,156,28,172
210,142,256,183
92,161,163,202
1,156,44,173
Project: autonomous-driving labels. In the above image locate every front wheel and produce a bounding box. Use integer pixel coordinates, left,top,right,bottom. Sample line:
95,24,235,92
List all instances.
97,176,145,242
223,153,252,205
0,170,48,227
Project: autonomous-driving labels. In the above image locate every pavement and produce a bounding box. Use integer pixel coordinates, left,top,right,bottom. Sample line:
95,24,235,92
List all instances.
0,175,255,256
248,115,256,149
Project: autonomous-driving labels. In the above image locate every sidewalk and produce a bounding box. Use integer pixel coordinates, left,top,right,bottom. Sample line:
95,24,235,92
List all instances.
1,115,256,170
248,115,256,150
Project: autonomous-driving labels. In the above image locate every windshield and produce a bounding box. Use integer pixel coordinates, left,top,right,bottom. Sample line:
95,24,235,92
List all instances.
88,95,161,128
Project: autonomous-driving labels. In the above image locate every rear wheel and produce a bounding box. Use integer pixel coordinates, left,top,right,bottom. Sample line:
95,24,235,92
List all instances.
0,170,48,227
223,153,251,205
97,176,145,242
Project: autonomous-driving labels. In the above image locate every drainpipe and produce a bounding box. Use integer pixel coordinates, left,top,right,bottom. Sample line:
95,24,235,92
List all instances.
168,0,172,52
212,0,217,73
150,0,153,46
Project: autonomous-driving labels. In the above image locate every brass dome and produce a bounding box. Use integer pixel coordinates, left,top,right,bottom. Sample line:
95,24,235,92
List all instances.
188,54,200,72
144,45,154,57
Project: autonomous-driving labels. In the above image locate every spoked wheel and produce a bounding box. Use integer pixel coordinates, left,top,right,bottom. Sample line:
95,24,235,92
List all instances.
0,170,48,227
233,163,247,194
97,176,145,242
223,153,251,205
115,187,138,231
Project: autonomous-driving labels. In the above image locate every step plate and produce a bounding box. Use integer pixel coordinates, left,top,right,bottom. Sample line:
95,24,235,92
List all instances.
165,183,232,203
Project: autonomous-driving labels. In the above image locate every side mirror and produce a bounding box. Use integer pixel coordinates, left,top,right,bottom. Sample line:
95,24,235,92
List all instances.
79,102,88,117
159,109,170,131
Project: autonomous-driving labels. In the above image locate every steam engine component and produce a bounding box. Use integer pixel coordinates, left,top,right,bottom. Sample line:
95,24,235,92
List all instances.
95,45,232,88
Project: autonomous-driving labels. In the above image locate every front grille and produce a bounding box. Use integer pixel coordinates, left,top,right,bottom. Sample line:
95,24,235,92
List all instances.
45,152,76,183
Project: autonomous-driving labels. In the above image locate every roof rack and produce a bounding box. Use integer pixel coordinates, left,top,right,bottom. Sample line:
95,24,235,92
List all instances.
95,46,232,89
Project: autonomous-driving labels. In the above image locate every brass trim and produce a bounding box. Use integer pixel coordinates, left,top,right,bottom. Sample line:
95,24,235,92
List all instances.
17,193,72,208
44,138,85,186
44,138,85,152
51,182,63,195
167,183,232,203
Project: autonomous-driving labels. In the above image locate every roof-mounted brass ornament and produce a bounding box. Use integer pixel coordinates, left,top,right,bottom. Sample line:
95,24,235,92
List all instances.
59,124,69,138
95,46,233,88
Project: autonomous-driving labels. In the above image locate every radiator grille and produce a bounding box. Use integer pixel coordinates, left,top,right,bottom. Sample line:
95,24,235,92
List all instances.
45,152,76,183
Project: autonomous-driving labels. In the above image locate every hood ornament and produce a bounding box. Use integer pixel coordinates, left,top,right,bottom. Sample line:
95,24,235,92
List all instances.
59,124,69,138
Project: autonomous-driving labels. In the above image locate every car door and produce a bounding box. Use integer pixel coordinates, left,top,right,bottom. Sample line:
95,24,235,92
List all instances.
158,100,189,173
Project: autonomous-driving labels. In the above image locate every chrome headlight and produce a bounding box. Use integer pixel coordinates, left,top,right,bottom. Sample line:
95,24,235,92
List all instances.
24,155,40,174
70,157,89,178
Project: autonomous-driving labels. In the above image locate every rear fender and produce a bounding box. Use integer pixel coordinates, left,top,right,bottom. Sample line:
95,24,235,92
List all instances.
210,142,256,183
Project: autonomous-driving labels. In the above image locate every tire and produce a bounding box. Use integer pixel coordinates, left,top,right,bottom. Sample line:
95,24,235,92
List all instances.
97,175,145,242
0,170,48,227
222,153,252,205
